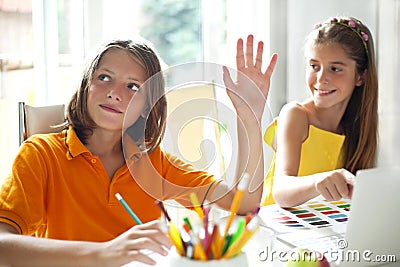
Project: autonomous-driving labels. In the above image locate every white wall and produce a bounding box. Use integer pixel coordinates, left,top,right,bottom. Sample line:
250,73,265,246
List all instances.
376,0,400,167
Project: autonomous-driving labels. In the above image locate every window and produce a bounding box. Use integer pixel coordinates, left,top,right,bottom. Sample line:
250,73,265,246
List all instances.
0,0,34,180
0,0,84,180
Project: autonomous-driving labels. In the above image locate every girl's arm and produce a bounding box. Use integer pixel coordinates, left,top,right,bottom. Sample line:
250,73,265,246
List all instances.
272,103,354,207
209,35,278,214
0,220,171,267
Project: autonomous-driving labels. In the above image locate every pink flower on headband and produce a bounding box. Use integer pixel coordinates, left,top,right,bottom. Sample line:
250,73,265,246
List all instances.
314,23,322,29
348,20,356,28
361,32,369,41
313,17,369,56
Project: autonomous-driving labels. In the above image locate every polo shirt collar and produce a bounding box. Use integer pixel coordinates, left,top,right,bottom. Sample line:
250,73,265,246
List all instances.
65,126,92,159
64,126,143,162
122,132,144,164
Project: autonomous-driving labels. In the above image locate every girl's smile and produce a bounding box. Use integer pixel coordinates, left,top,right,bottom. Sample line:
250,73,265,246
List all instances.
314,88,337,96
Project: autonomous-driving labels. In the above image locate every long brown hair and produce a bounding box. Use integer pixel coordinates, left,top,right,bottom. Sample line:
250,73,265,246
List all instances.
67,39,167,152
307,17,378,173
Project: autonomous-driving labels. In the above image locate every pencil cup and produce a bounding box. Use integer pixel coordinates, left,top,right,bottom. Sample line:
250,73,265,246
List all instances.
168,250,248,267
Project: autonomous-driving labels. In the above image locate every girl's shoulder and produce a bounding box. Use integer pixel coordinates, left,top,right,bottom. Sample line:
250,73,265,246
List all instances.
277,101,312,142
279,101,310,123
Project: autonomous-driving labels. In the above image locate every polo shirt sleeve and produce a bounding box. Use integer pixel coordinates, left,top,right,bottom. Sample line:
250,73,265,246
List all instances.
0,140,47,235
157,148,221,207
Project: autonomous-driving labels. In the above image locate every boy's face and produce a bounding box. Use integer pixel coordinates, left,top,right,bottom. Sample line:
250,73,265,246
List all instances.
87,48,148,132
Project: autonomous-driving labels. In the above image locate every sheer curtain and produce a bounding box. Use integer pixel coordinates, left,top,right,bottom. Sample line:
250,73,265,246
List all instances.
376,0,400,167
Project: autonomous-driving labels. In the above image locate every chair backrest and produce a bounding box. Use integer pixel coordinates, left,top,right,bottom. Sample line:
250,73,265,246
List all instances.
18,102,66,145
162,83,226,178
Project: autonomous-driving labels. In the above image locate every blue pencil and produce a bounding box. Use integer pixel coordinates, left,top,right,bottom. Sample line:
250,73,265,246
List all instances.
115,193,142,225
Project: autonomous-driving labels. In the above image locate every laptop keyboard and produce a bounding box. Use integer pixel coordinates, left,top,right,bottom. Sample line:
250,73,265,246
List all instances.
289,233,346,252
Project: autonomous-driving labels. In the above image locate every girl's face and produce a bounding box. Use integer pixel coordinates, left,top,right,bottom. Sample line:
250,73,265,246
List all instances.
87,48,148,132
306,43,363,110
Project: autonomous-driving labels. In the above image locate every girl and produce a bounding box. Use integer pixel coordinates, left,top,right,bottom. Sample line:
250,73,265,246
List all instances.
0,36,277,266
261,17,378,207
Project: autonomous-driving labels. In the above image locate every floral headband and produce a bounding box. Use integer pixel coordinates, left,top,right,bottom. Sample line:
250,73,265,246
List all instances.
314,17,369,56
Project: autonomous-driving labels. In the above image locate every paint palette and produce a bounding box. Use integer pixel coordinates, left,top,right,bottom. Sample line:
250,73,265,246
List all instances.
258,198,351,233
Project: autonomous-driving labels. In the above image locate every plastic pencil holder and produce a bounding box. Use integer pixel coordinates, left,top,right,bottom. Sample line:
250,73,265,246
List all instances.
168,250,248,267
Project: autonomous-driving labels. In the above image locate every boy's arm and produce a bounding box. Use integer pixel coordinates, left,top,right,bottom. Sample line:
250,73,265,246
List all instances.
209,35,278,214
0,220,170,267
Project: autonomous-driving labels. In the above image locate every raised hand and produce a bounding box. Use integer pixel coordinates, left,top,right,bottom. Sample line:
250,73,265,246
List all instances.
223,34,278,121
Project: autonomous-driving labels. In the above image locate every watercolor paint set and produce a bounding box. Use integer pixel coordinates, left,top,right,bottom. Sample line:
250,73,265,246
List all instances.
258,198,351,233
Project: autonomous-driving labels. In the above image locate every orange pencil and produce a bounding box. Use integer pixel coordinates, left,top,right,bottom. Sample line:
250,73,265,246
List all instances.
190,231,207,260
223,173,250,236
211,224,223,259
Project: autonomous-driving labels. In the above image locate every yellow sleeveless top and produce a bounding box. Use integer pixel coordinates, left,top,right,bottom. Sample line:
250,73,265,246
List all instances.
261,118,346,206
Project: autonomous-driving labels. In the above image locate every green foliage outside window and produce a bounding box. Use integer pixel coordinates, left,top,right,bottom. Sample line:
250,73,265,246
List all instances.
140,0,202,65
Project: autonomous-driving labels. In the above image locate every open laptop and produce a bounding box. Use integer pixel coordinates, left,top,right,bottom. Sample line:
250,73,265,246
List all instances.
270,167,400,266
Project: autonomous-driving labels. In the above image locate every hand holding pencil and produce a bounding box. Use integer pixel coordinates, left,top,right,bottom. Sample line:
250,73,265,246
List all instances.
105,220,171,266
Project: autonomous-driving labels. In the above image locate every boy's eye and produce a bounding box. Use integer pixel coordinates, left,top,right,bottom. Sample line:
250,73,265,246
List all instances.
331,66,342,72
98,74,111,81
310,64,319,70
128,83,140,91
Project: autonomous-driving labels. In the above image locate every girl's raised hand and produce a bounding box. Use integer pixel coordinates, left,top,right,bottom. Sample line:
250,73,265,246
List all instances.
223,35,278,121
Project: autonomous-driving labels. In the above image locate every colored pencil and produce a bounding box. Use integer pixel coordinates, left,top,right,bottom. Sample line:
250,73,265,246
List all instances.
115,193,142,225
223,173,250,235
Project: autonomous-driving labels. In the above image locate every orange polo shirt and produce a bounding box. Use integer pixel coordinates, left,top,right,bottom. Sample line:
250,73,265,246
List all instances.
0,126,217,241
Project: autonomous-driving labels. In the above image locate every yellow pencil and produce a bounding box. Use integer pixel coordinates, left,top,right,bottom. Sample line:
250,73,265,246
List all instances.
223,173,250,236
223,216,260,259
189,192,204,221
168,222,185,256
